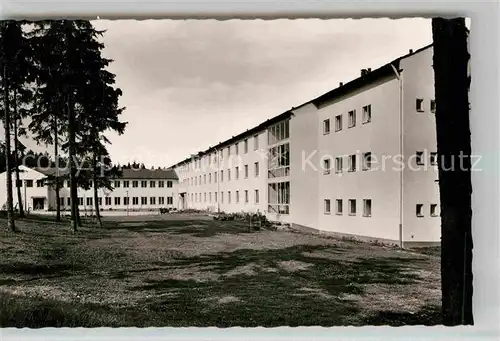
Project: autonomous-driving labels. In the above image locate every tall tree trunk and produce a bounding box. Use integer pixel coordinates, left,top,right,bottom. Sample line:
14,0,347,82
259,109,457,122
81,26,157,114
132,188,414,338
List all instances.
53,113,61,222
92,152,102,228
67,89,78,232
3,64,16,232
13,88,24,218
432,17,473,326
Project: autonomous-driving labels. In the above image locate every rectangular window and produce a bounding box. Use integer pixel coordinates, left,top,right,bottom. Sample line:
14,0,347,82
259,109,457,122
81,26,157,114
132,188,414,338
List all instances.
158,180,164,188
26,180,33,187
254,135,259,150
59,197,65,206
255,189,259,204
236,190,240,203
133,197,139,205
416,151,424,165
115,197,121,205
214,192,218,202
132,181,138,188
220,191,223,203
348,110,356,128
150,197,156,205
114,180,121,188
209,192,212,203
141,181,147,188
244,165,249,178
235,142,239,155
228,191,232,204
430,204,439,217
267,120,290,145
98,197,102,206
123,180,130,188
335,157,343,174
348,199,356,216
324,199,331,214
430,99,436,113
362,104,372,123
335,114,342,131
336,199,343,215
214,172,217,183
244,139,248,154
416,98,424,112
245,190,249,203
227,145,231,157
105,197,111,205
348,155,356,172
78,197,83,206
150,181,156,188
36,180,44,187
203,175,206,184
267,142,290,178
141,197,147,205
220,170,224,182
323,119,331,134
67,197,71,206
235,167,239,180
124,197,129,205
209,173,212,183
227,169,231,181
323,158,331,175
167,197,173,205
416,204,424,217
362,152,372,171
86,197,93,206
430,152,438,166
363,199,372,217
159,197,165,205
267,181,290,215
204,192,206,202
254,162,259,177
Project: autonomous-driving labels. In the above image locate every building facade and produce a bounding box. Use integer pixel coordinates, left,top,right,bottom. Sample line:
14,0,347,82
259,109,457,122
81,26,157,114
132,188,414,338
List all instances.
0,166,179,214
171,44,441,246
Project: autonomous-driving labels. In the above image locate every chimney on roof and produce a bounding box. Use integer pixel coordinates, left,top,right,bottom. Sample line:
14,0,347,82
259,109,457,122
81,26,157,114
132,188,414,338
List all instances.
361,69,367,76
367,68,371,72
339,82,343,86
409,49,413,54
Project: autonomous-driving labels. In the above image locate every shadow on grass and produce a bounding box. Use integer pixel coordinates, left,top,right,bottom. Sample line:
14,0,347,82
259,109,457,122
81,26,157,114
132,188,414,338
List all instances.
0,262,82,278
103,219,255,238
364,304,442,326
123,244,432,326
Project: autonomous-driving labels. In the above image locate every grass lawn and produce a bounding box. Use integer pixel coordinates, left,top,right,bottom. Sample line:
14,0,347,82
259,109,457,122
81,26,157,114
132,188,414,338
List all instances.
0,214,441,327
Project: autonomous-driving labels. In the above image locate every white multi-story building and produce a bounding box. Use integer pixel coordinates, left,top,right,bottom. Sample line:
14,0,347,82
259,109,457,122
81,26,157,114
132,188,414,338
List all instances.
171,44,441,246
0,165,179,214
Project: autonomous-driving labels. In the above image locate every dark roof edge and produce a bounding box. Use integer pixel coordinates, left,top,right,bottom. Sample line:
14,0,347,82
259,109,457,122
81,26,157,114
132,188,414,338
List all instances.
169,110,293,168
169,43,433,169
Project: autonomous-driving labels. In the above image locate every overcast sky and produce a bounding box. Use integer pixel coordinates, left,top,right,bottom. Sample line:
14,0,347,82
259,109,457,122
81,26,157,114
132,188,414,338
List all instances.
21,18,434,168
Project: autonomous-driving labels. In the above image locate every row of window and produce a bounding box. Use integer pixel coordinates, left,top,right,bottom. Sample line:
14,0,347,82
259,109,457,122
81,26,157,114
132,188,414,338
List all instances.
186,162,260,187
323,104,372,134
16,179,174,189
416,203,439,217
322,151,438,174
416,98,436,113
113,180,173,188
60,196,174,206
324,198,372,217
323,152,372,174
189,189,260,205
16,179,44,188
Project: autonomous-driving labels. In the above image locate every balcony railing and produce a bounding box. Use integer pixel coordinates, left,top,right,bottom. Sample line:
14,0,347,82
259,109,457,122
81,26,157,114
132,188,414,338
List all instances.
268,166,290,179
